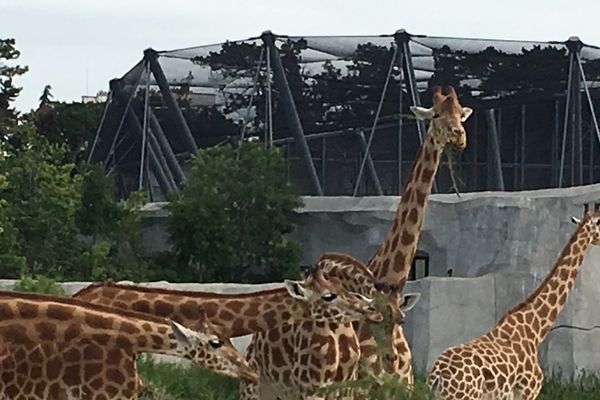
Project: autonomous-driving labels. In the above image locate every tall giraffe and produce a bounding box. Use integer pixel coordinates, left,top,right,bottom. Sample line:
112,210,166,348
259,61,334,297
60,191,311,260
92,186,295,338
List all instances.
427,203,600,400
0,290,257,400
364,85,473,379
73,267,384,335
240,253,420,400
240,86,473,399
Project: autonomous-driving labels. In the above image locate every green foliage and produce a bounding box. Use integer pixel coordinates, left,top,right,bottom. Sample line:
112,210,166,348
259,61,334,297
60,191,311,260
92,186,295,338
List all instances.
137,356,238,400
1,126,84,278
0,38,28,137
167,142,302,283
13,274,67,297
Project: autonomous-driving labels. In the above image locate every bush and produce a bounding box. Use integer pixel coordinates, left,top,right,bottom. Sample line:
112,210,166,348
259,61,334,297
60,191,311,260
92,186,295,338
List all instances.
12,274,67,296
166,143,302,283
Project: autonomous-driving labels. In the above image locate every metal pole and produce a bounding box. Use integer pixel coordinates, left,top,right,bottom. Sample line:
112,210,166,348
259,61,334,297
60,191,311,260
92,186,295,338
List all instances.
552,99,560,187
148,107,186,184
261,31,323,195
485,109,504,190
125,105,174,194
139,63,151,190
395,29,425,142
353,44,397,196
266,44,274,147
87,90,113,162
576,52,600,163
145,48,198,154
398,49,404,193
571,43,583,185
513,106,519,190
355,130,384,195
559,50,574,188
240,47,265,142
471,112,479,191
520,105,526,189
321,137,326,194
103,73,145,167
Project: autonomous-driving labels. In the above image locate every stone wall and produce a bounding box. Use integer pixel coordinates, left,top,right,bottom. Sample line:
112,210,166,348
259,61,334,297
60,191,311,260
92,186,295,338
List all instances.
12,183,600,377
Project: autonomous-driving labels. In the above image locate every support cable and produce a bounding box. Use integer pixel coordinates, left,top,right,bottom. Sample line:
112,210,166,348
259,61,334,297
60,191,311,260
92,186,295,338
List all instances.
87,90,113,162
576,54,600,149
353,44,398,196
138,62,151,190
559,51,574,188
240,47,265,142
103,68,145,168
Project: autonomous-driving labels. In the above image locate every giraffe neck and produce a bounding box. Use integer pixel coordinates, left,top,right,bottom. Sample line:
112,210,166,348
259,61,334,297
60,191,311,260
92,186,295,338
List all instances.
74,283,315,337
0,294,187,358
368,130,443,287
489,224,592,343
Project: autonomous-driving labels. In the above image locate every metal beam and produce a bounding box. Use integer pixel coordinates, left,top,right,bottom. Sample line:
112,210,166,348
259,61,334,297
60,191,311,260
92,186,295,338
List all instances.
126,107,175,194
145,48,198,154
261,31,323,195
567,38,583,186
355,130,383,195
148,107,186,184
485,109,505,191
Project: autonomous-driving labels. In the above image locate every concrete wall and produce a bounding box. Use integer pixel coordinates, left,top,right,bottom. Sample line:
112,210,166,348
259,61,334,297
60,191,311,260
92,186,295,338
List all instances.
15,183,600,377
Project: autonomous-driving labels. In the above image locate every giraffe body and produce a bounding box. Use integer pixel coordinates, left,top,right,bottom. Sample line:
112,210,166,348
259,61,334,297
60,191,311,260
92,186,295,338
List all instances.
428,204,600,400
0,291,256,400
241,253,420,400
240,86,472,399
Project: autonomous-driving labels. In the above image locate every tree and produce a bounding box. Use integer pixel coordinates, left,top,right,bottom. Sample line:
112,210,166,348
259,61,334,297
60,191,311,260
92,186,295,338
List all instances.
0,38,28,137
166,143,302,283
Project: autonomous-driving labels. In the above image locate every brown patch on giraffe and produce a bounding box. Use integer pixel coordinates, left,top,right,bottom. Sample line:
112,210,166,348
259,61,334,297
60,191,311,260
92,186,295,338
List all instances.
16,301,38,319
421,168,435,183
0,303,14,319
401,230,415,246
415,189,426,207
154,300,175,316
92,333,110,346
85,313,113,330
119,321,140,335
34,321,56,341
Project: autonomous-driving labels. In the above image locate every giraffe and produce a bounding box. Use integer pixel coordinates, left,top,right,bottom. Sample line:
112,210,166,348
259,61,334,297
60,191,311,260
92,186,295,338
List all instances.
72,267,384,335
240,85,473,399
241,253,421,400
427,203,600,400
0,290,257,400
363,85,473,380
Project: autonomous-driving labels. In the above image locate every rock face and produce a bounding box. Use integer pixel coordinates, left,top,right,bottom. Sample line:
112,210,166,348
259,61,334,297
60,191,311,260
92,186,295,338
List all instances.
290,184,600,377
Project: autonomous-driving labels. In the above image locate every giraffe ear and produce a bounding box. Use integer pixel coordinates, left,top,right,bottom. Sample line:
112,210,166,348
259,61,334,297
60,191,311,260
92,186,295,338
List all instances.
410,106,436,120
284,280,308,300
168,319,196,347
461,107,473,122
570,216,581,225
399,293,421,312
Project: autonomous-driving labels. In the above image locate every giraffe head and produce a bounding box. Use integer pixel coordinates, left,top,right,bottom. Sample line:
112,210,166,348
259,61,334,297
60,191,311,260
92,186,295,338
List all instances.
169,314,259,383
570,202,600,245
410,86,473,150
284,268,384,323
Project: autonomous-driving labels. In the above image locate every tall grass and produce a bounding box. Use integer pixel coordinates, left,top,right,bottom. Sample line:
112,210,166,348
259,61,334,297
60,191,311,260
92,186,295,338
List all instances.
138,357,600,400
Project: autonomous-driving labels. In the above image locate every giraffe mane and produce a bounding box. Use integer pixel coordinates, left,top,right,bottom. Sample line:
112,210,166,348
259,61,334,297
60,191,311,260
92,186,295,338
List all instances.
2,290,172,325
73,281,293,300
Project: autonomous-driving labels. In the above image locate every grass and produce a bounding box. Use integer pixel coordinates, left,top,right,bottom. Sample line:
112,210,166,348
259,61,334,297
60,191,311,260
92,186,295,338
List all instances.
137,357,600,400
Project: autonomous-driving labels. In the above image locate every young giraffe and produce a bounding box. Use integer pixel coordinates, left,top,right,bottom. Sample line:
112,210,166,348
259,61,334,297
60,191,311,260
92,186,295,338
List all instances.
427,203,600,400
240,86,473,400
240,253,420,400
0,290,257,400
73,268,384,335
363,85,473,380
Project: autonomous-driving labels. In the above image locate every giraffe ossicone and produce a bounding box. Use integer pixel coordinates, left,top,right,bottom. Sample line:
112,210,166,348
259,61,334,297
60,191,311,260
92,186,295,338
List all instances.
427,203,600,400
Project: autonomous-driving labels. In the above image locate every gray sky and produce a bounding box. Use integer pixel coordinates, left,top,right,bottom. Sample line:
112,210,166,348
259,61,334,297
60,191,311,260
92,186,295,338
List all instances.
3,0,600,112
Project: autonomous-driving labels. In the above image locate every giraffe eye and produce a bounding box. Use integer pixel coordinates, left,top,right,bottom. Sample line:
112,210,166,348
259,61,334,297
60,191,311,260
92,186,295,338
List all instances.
432,114,440,119
321,293,337,302
209,339,223,349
